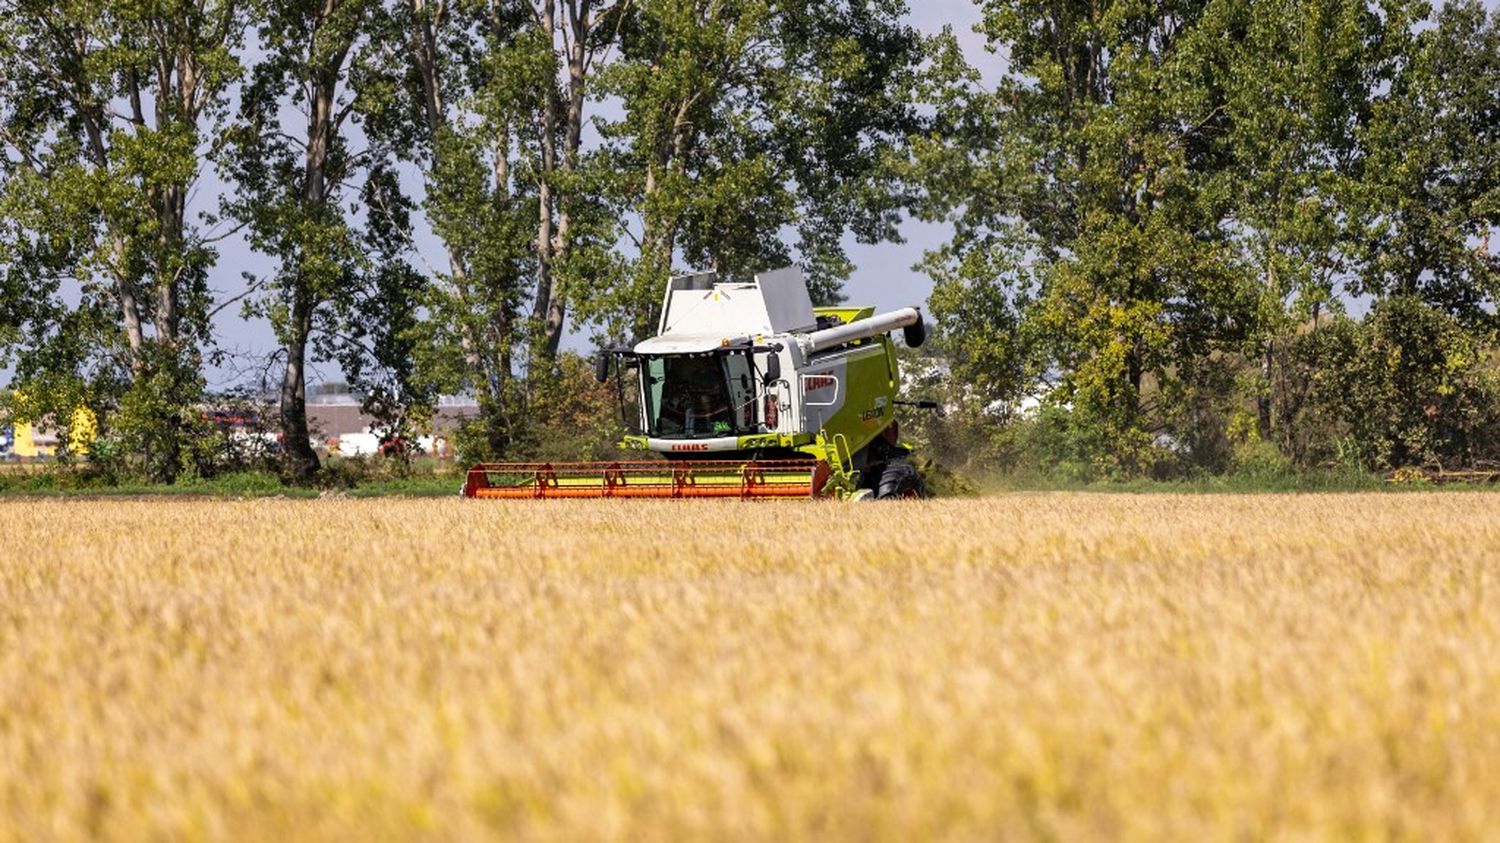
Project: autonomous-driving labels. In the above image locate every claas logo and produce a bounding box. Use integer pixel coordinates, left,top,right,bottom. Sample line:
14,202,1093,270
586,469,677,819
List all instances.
670,443,710,451
803,374,836,392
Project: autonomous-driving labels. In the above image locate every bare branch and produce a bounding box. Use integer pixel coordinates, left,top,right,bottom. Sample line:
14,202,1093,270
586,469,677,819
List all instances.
208,274,272,320
197,219,250,246
0,125,42,171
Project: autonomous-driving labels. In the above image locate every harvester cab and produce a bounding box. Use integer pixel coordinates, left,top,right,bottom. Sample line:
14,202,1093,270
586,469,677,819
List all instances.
464,266,932,500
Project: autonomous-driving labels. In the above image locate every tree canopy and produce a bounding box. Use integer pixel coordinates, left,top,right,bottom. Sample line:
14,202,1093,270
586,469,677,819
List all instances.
914,0,1500,478
2,0,1498,483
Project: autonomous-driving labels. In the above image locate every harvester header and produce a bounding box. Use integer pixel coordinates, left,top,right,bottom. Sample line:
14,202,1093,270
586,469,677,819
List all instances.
464,266,933,500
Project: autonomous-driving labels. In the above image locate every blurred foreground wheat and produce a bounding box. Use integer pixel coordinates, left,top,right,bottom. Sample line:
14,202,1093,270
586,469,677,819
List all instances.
1,493,1498,841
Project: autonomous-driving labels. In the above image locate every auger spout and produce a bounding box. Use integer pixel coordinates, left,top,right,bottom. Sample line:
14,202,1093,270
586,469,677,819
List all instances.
802,306,922,353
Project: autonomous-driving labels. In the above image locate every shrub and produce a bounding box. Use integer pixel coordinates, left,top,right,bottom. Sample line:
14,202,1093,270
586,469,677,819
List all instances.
1274,299,1500,471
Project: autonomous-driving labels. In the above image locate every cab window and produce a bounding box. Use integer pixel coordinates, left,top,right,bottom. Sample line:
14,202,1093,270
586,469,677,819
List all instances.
643,354,737,438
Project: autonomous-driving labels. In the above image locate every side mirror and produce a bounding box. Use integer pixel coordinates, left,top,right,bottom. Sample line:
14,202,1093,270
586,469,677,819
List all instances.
594,352,610,383
763,352,781,386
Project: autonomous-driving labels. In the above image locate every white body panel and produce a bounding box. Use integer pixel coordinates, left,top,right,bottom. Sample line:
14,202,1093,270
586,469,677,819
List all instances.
634,333,751,354
750,340,892,439
753,266,818,333
644,267,817,355
646,436,744,453
797,357,848,433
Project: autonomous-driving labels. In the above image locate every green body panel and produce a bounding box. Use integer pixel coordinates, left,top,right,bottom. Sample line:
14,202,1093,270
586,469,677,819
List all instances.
800,340,897,454
793,335,899,495
813,305,875,324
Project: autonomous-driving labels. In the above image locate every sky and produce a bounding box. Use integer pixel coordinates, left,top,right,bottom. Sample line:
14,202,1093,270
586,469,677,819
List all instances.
197,0,1005,391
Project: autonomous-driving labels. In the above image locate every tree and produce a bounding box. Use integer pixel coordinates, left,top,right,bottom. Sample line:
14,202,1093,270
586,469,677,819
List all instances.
921,0,1262,474
1206,0,1497,460
1355,0,1500,328
363,0,626,458
365,0,928,458
919,0,1474,477
582,0,929,340
225,0,385,480
0,0,244,480
326,162,433,454
1195,0,1414,437
525,0,630,360
904,23,1040,411
1274,297,1500,470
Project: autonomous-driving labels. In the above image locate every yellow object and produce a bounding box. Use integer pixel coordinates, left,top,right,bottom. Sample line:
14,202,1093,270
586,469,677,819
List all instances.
12,421,36,458
68,406,97,456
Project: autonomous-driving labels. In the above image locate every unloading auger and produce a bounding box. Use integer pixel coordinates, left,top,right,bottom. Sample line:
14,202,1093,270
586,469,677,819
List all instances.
462,267,937,500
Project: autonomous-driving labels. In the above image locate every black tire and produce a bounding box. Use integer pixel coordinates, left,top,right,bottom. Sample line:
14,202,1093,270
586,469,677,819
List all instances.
876,459,926,499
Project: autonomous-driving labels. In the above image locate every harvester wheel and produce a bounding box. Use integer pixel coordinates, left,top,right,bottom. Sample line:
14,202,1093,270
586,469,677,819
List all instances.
876,459,926,499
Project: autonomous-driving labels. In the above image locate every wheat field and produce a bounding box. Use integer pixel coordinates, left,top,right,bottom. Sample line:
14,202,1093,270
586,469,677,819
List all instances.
1,493,1498,841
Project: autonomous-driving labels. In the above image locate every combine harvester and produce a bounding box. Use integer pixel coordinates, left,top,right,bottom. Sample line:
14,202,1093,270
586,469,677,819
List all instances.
463,267,938,500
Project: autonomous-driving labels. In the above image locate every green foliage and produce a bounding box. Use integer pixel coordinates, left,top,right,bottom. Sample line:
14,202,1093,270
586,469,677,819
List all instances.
449,353,624,467
0,0,245,483
1228,440,1299,487
1276,299,1500,471
224,0,399,482
475,352,627,465
4,0,1499,494
360,0,567,458
1355,0,1500,325
110,345,211,482
1154,364,1236,476
923,299,1500,485
918,0,1268,469
580,0,931,338
921,0,1500,480
355,0,933,465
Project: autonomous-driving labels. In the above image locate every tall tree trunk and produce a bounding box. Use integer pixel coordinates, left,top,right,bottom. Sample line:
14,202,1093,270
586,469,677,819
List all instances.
532,0,605,360
1256,257,1279,441
278,66,339,480
486,128,516,452
283,66,329,480
530,0,561,361
634,93,696,337
280,292,319,480
155,183,185,345
539,0,593,359
1258,339,1274,438
142,27,211,483
79,104,149,376
112,234,148,375
408,1,489,398
150,179,187,481
408,0,518,456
